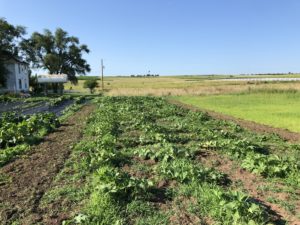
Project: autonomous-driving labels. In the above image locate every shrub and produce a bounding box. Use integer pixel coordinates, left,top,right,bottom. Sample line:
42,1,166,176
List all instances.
83,80,99,93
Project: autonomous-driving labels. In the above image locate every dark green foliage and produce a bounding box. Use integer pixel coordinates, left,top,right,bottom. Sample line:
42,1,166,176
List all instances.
78,76,100,80
83,79,99,93
0,60,8,87
0,18,25,54
29,75,42,93
0,18,26,86
0,112,59,148
21,28,90,84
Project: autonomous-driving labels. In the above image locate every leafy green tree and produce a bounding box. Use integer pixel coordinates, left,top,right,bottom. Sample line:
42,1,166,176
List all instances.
0,18,26,86
21,28,90,84
83,79,98,93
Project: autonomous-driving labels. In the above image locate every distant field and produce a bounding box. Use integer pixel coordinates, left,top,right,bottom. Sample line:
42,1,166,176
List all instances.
174,90,300,132
65,75,300,96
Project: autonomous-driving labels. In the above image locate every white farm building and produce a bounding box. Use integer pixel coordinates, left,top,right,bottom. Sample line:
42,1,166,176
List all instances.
2,55,30,93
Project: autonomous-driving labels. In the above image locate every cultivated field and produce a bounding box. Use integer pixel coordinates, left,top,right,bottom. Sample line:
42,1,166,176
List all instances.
0,96,300,224
1,76,300,224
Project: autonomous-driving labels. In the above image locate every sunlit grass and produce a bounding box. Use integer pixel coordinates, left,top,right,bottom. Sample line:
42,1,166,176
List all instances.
65,76,300,96
174,90,300,132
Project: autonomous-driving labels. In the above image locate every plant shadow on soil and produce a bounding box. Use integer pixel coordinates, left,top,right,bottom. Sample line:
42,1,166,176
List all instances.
251,198,287,225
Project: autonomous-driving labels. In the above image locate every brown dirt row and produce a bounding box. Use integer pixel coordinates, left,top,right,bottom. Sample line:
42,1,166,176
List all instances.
0,104,95,225
168,99,300,143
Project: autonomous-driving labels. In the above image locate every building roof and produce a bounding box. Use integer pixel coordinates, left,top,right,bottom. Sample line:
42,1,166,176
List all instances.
37,74,68,83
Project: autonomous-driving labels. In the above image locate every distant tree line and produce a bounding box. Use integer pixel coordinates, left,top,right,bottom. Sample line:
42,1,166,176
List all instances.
254,72,295,75
0,18,90,87
130,74,159,77
78,76,100,81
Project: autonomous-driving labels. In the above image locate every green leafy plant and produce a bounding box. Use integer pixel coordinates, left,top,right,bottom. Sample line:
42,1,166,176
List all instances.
0,113,59,148
157,158,227,185
93,166,154,200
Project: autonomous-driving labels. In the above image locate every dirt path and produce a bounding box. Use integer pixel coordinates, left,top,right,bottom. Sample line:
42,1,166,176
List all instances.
0,104,95,225
168,99,300,143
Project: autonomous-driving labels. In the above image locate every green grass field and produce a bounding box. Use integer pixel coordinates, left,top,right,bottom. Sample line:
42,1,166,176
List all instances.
174,90,300,132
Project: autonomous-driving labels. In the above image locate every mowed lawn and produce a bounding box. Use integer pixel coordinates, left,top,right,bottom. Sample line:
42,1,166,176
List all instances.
174,91,300,133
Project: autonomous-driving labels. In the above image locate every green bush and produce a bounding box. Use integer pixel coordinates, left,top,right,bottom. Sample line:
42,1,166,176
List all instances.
83,80,99,93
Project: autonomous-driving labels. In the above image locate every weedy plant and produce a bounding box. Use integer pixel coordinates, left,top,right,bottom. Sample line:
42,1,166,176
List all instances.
156,158,228,185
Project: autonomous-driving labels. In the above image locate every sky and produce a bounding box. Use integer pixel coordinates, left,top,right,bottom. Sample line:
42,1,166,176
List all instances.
1,0,300,76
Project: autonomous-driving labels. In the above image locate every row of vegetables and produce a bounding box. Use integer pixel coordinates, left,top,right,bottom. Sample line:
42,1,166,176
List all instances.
0,96,87,166
0,112,59,148
62,96,299,224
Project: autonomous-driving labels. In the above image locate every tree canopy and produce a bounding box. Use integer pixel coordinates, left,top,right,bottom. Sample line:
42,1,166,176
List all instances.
21,28,90,84
0,18,26,86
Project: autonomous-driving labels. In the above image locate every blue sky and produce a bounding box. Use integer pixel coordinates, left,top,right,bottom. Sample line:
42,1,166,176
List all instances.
1,0,300,75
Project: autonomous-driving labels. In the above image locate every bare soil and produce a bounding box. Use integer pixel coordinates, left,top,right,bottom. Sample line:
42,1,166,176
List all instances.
0,104,95,225
169,99,300,143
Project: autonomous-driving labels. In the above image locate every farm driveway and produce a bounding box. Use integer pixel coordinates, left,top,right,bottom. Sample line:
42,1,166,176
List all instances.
0,104,95,225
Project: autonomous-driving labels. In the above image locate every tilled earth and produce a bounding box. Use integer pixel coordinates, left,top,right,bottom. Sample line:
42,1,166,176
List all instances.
0,104,94,225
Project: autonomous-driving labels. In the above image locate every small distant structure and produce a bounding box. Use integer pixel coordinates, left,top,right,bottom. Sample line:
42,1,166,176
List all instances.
37,74,68,95
1,53,30,93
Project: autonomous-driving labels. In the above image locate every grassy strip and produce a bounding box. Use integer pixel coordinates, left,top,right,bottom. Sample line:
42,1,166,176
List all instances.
174,91,300,132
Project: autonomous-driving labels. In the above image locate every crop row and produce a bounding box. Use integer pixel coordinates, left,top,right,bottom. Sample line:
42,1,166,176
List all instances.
0,97,87,167
63,96,278,224
197,123,300,186
0,112,59,148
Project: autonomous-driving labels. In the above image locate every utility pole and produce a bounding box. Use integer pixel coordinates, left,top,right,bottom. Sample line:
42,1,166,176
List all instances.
101,59,105,90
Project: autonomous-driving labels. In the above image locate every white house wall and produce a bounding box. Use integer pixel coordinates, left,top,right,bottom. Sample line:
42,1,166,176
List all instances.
5,63,17,91
14,63,29,92
3,62,29,93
